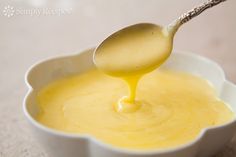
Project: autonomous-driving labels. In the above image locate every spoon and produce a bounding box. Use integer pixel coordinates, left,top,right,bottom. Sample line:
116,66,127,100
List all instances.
93,0,227,77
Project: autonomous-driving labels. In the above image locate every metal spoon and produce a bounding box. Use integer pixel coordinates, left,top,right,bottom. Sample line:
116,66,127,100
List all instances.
93,0,227,77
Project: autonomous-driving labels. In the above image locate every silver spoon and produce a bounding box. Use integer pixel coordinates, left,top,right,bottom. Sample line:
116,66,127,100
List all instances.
93,0,227,77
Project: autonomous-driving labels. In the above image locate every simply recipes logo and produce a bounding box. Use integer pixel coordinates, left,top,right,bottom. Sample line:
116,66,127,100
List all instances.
2,5,72,17
3,5,14,17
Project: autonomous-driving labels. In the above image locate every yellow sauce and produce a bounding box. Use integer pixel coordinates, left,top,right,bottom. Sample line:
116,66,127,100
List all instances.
37,68,234,150
94,24,176,112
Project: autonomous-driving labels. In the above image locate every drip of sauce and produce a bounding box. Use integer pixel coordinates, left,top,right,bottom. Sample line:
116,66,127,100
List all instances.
37,69,234,150
94,24,178,112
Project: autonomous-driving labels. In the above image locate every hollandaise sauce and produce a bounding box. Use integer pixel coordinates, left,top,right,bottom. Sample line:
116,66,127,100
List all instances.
37,68,234,150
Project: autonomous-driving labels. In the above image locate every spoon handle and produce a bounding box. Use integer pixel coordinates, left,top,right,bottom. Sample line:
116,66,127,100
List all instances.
168,0,227,33
179,0,226,25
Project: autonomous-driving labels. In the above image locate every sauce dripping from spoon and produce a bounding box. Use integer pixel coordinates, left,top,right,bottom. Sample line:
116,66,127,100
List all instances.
93,0,227,112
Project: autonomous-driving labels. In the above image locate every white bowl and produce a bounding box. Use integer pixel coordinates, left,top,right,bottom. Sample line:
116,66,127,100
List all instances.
23,48,236,157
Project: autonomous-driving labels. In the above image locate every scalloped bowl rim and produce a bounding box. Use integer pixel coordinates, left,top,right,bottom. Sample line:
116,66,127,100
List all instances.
23,48,236,155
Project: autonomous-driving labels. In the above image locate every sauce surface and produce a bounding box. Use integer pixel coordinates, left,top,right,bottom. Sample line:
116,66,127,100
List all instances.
37,68,234,150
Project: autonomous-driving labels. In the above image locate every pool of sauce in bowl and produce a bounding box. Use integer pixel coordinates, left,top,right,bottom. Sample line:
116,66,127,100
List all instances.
37,69,235,150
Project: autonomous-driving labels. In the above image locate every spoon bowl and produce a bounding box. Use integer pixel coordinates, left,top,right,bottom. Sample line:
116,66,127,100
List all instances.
93,23,174,77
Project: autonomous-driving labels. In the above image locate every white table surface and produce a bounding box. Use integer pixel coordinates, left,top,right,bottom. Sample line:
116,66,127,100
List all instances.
0,0,235,156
